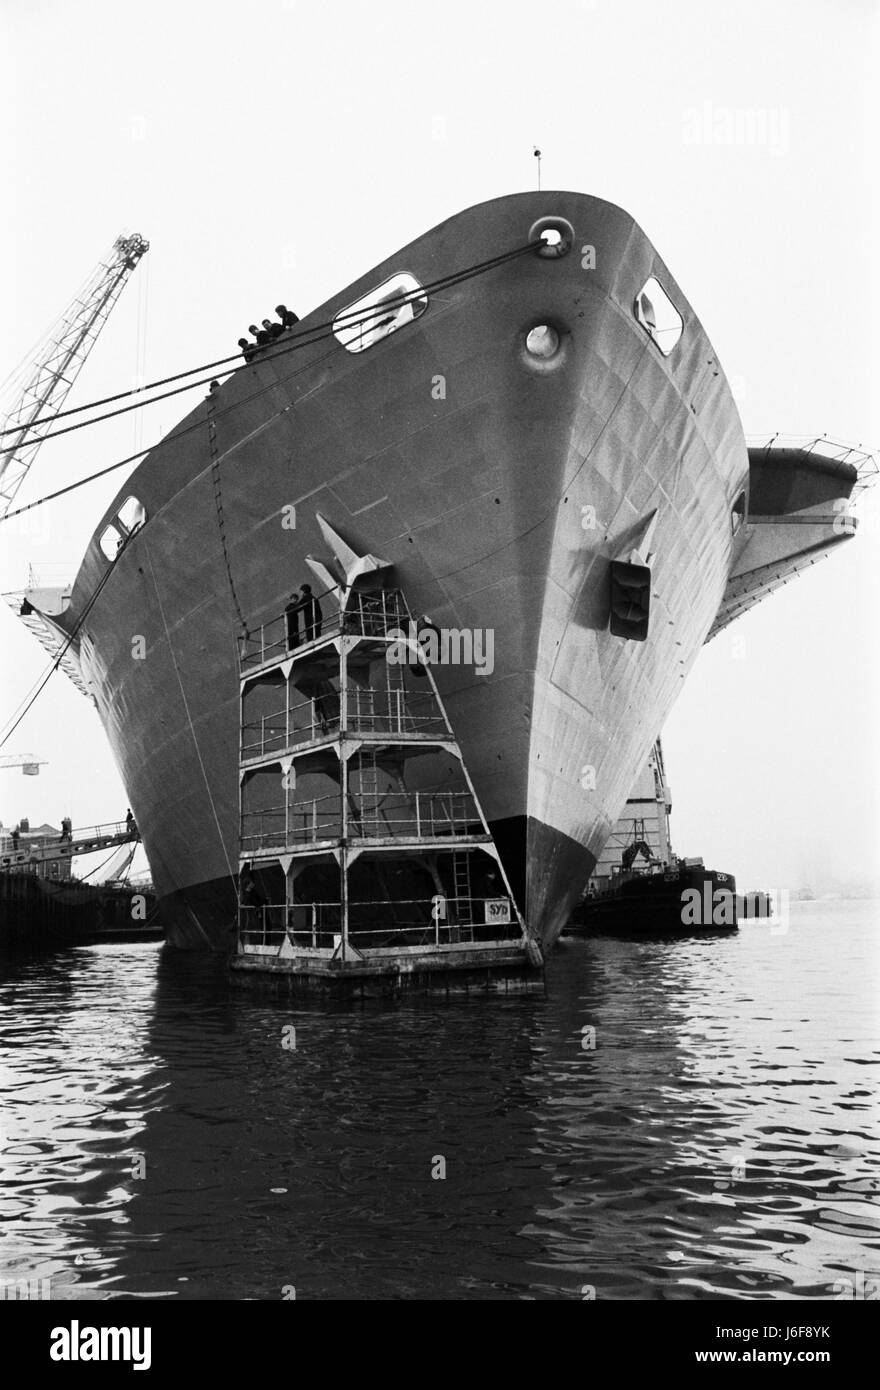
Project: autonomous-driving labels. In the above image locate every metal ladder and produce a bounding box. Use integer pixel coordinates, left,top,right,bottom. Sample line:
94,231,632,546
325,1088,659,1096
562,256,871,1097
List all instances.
453,850,474,941
357,754,380,836
386,668,415,735
359,685,376,734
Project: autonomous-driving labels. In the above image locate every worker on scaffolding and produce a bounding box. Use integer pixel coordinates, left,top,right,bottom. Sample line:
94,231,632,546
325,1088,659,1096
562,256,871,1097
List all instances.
285,591,301,651
125,808,137,837
293,584,323,643
239,862,264,908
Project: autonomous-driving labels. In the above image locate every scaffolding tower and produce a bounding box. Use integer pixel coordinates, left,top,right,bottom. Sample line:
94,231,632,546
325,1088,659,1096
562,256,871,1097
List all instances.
233,573,539,993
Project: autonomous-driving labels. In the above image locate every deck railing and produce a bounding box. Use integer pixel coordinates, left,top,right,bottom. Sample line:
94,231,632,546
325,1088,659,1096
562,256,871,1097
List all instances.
240,687,447,759
346,687,448,738
238,896,519,951
240,589,409,672
240,804,340,852
240,791,482,853
0,820,137,855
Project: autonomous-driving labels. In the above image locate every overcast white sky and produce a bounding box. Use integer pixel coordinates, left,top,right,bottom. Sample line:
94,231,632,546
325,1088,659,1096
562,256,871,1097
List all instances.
0,0,877,892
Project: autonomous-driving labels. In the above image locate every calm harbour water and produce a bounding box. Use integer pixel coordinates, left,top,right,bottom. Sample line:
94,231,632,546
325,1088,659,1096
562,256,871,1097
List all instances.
1,899,877,1301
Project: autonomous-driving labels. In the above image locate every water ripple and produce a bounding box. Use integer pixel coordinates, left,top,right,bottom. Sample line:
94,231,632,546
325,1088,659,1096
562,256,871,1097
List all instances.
0,901,878,1299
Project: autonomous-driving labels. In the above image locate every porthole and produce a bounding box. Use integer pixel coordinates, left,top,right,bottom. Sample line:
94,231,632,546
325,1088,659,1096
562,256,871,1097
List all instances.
526,324,560,359
521,320,566,373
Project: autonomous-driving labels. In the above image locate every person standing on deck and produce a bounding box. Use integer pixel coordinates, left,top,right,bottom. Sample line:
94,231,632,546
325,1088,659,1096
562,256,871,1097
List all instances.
295,584,323,643
239,862,264,908
276,304,299,330
285,592,301,651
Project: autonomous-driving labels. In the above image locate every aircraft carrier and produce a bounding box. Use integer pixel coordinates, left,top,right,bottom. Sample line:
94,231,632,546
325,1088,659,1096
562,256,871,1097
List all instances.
13,192,863,950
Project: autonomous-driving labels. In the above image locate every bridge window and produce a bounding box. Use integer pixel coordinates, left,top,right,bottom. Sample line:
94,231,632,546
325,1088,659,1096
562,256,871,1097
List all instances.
99,524,123,562
634,276,683,356
333,273,428,353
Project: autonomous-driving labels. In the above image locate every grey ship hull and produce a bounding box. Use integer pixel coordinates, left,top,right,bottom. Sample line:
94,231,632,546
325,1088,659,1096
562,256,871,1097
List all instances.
59,192,749,949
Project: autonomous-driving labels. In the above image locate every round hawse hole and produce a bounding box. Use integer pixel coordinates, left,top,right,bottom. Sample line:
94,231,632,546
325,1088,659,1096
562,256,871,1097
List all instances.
526,324,559,359
529,215,575,258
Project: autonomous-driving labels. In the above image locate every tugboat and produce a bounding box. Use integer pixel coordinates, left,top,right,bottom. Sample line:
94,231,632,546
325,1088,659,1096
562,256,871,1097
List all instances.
566,847,738,936
565,740,737,935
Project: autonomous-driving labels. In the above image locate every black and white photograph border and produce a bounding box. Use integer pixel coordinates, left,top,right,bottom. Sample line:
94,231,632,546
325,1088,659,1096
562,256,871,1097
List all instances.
0,0,877,1353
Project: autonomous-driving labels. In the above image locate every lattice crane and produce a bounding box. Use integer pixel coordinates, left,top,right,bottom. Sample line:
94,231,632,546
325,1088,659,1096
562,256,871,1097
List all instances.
0,231,149,516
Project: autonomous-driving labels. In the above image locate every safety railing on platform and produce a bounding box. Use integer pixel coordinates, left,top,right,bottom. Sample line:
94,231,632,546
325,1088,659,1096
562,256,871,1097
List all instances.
240,790,483,853
238,896,520,951
240,804,339,852
240,687,448,759
0,819,137,855
238,902,343,950
350,791,481,840
346,687,448,739
62,819,137,843
347,896,517,944
240,711,296,759
746,433,879,505
238,904,289,948
240,588,410,672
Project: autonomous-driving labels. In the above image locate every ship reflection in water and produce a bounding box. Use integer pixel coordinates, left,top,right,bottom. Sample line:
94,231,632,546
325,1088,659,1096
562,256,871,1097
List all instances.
0,900,876,1301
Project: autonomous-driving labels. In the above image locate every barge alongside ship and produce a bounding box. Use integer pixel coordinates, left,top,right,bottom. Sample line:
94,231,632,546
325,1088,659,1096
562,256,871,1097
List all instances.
0,870,160,952
567,861,738,937
12,192,865,955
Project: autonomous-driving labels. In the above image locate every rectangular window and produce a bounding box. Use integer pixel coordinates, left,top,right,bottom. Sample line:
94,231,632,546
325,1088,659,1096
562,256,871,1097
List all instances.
117,496,146,534
99,524,122,562
333,273,428,354
634,276,683,356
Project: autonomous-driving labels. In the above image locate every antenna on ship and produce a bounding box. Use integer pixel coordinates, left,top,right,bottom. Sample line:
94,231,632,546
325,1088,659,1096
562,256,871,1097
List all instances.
533,147,542,191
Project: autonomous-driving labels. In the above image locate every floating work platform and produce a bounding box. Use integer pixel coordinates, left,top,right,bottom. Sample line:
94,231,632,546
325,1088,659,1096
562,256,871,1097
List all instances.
229,945,542,999
229,534,543,995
